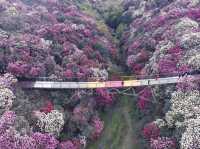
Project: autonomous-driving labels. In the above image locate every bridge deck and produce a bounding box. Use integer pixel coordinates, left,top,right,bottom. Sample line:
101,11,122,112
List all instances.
19,75,200,89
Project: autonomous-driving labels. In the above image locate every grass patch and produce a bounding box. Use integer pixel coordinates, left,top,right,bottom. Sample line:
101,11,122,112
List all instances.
87,95,144,149
87,105,127,149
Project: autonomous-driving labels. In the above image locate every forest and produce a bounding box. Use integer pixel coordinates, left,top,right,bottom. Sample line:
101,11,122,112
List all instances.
0,0,200,149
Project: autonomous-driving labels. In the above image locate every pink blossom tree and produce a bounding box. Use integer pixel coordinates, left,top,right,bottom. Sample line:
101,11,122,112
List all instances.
95,89,114,106
64,69,74,80
90,116,104,140
59,140,78,149
158,58,177,76
143,122,160,140
7,61,29,77
150,137,176,149
137,87,152,111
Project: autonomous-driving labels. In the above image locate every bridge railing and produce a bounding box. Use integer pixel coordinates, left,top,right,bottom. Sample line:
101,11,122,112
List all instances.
17,71,190,82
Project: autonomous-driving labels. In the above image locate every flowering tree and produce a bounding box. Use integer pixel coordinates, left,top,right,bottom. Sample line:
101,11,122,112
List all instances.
150,137,176,149
90,116,104,140
166,90,200,125
0,88,15,113
59,140,78,149
7,61,30,77
32,132,58,149
0,111,16,135
176,76,199,91
0,74,16,114
0,73,17,89
143,122,160,140
137,87,152,111
34,110,64,136
72,106,88,124
95,89,114,106
181,118,200,149
158,58,177,76
40,101,54,114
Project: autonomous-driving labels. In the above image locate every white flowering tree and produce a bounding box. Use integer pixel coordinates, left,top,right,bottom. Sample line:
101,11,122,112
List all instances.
34,110,65,136
165,90,200,127
163,90,200,147
181,118,200,149
0,73,16,114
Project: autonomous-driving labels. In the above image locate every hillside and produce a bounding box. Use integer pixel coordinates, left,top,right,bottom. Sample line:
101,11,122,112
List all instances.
0,0,200,149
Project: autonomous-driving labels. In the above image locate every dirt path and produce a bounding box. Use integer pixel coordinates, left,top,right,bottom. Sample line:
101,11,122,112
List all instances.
121,108,134,149
121,97,143,149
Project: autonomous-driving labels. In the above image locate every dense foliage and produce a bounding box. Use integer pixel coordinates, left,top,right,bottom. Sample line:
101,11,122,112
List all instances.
1,0,200,148
123,0,200,148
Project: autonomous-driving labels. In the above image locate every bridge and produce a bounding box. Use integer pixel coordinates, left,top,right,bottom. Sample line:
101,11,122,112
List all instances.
19,75,200,89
